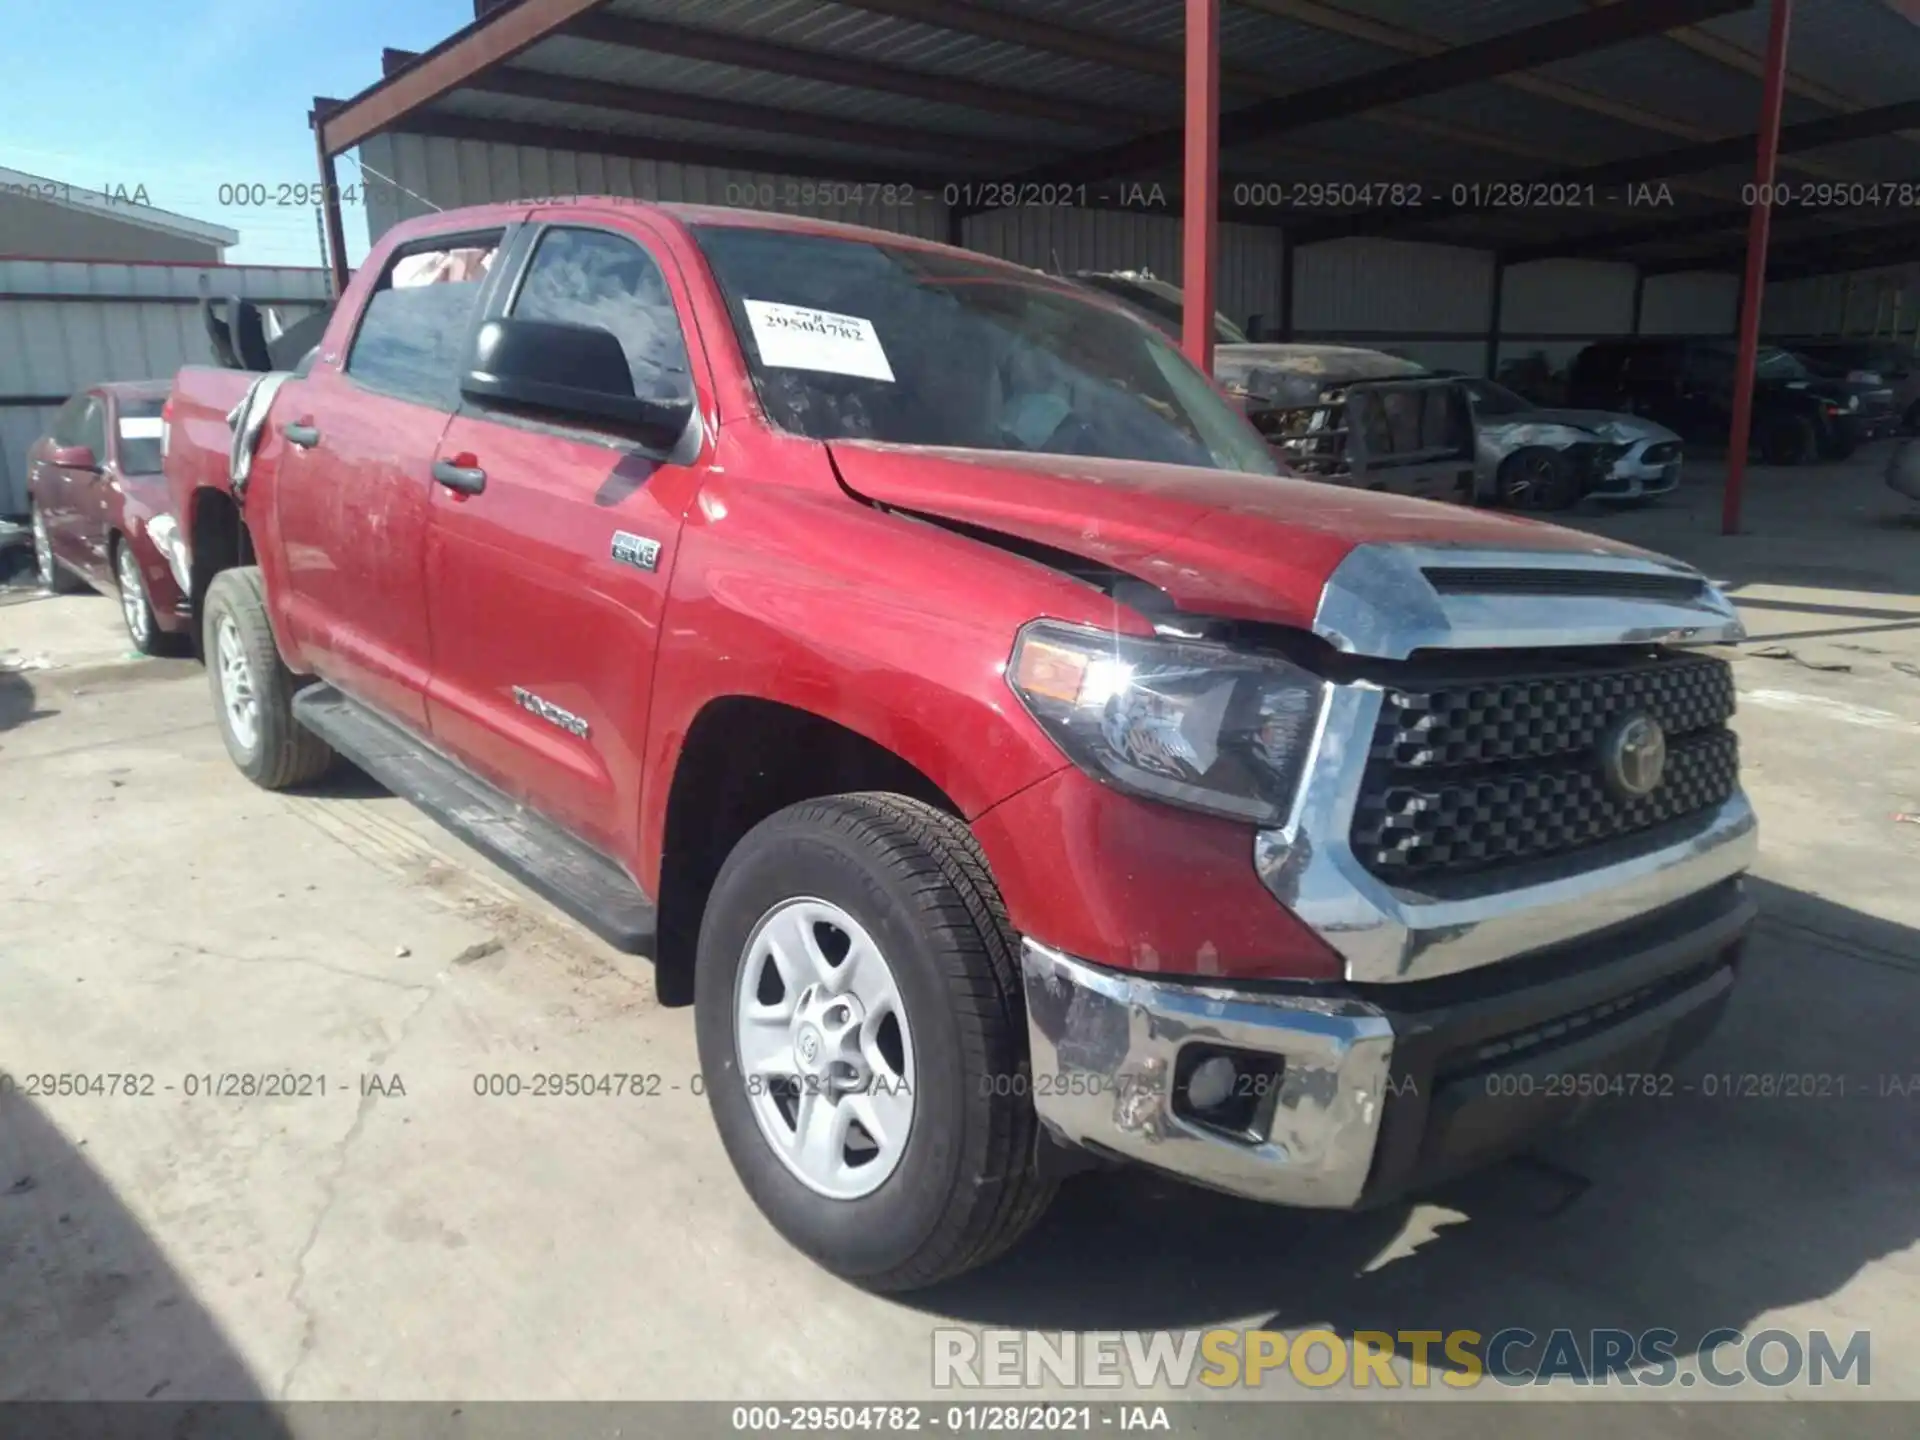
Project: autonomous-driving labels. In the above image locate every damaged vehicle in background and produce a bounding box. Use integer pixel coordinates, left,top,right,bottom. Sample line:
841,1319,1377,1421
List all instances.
1440,372,1684,511
1073,269,1480,504
1568,337,1894,464
1784,338,1920,435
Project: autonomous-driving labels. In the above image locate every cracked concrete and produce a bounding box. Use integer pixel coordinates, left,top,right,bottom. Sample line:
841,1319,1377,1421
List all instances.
1,459,1917,1424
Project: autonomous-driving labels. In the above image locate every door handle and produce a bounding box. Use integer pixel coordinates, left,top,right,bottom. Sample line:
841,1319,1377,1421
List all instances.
433,459,487,495
283,421,321,449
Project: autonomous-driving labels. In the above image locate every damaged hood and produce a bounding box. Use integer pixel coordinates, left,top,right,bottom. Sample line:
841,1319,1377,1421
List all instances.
1507,408,1680,444
826,440,1666,629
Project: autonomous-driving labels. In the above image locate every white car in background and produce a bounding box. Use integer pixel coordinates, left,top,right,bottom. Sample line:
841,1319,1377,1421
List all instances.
1447,373,1685,510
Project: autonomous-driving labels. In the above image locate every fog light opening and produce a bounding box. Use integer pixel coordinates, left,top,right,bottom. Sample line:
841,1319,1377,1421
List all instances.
1173,1044,1285,1141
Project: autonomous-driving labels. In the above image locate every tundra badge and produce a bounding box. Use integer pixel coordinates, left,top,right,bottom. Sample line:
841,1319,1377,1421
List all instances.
611,531,661,572
512,687,590,739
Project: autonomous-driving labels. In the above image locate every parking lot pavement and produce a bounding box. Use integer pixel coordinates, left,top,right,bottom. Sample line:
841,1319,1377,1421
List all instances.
1,459,1916,1426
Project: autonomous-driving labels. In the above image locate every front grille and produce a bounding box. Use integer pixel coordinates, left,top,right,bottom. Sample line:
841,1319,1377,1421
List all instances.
1351,651,1738,883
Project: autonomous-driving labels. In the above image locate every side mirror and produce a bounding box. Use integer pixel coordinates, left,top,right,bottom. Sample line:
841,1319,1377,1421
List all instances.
50,444,98,469
462,317,692,451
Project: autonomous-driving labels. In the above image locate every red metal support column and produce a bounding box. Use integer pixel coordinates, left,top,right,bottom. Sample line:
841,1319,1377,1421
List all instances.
1722,0,1795,536
1182,0,1221,373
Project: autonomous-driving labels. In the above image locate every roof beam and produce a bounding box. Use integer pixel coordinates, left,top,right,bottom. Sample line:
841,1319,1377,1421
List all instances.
1502,207,1753,263
562,12,1130,131
1010,0,1753,187
1242,0,1862,183
383,112,954,189
826,0,1266,87
1584,0,1920,151
1648,216,1920,275
381,49,1035,165
1292,97,1920,244
321,0,610,156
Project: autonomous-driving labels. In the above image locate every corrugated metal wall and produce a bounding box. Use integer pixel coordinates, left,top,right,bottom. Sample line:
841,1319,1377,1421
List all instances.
1766,264,1918,338
357,133,949,242
1495,258,1636,377
1293,238,1494,373
1640,273,1738,335
357,135,1285,328
0,259,331,515
958,209,1283,336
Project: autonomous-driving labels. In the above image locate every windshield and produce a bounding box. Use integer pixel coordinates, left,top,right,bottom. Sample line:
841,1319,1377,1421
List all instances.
693,227,1276,475
116,397,165,473
1756,348,1811,381
1463,378,1533,416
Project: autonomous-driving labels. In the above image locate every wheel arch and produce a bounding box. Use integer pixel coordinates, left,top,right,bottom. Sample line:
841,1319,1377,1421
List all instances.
651,695,966,1008
186,486,254,647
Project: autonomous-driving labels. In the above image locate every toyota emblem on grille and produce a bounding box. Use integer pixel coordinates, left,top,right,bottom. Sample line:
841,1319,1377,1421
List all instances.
1600,712,1668,799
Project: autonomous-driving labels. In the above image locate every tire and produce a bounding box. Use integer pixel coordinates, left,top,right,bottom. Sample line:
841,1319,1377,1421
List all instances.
1757,413,1816,466
30,503,85,594
1818,428,1858,461
113,535,179,656
1497,447,1581,511
203,566,333,789
695,792,1055,1291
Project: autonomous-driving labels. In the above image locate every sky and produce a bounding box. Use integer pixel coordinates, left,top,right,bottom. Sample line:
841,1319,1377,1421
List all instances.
1,0,477,268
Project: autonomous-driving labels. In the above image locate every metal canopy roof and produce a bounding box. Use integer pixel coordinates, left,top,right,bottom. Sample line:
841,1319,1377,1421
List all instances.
312,0,1920,280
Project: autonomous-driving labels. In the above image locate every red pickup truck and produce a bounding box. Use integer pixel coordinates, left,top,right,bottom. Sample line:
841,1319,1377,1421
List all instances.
164,200,1758,1291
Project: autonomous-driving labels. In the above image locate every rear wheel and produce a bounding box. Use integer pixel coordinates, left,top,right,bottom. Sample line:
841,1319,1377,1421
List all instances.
31,504,84,594
695,793,1054,1291
203,566,333,789
1757,413,1816,466
1497,447,1581,510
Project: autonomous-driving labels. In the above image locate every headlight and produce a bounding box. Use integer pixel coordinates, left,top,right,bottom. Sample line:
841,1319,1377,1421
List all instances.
1847,394,1860,411
145,513,191,594
1007,620,1327,824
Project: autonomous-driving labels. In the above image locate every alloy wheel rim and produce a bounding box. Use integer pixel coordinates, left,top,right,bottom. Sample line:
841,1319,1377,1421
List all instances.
1508,456,1555,508
734,897,915,1200
216,614,259,752
32,508,54,587
117,545,150,643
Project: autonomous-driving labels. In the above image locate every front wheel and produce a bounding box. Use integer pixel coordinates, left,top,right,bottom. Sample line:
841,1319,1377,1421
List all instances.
695,793,1055,1291
203,566,333,789
115,537,178,656
1497,447,1581,510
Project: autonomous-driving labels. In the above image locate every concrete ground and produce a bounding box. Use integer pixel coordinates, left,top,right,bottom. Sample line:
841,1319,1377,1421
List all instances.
0,455,1915,1432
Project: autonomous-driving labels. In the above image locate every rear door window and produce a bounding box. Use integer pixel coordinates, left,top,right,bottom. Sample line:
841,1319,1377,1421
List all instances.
347,234,504,408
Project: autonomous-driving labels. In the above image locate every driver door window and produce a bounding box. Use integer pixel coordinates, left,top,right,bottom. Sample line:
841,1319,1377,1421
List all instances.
509,227,692,407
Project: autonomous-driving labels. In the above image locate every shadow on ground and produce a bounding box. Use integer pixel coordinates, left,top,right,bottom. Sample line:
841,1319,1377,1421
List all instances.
0,671,57,736
919,879,1918,1385
0,1088,287,1418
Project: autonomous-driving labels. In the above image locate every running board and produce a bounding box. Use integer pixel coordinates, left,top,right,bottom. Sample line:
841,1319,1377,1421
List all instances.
291,686,657,954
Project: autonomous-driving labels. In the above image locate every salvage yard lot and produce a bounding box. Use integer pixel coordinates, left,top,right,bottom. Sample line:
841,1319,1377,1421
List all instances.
1,457,1917,1422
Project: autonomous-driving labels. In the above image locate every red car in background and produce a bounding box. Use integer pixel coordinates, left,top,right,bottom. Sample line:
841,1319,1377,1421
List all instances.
27,380,191,654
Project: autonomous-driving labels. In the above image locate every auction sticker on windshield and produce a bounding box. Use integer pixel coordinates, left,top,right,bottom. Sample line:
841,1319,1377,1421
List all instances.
743,300,895,382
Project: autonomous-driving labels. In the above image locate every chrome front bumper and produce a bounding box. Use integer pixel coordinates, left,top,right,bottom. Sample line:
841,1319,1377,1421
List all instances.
1020,939,1394,1209
1020,878,1753,1209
